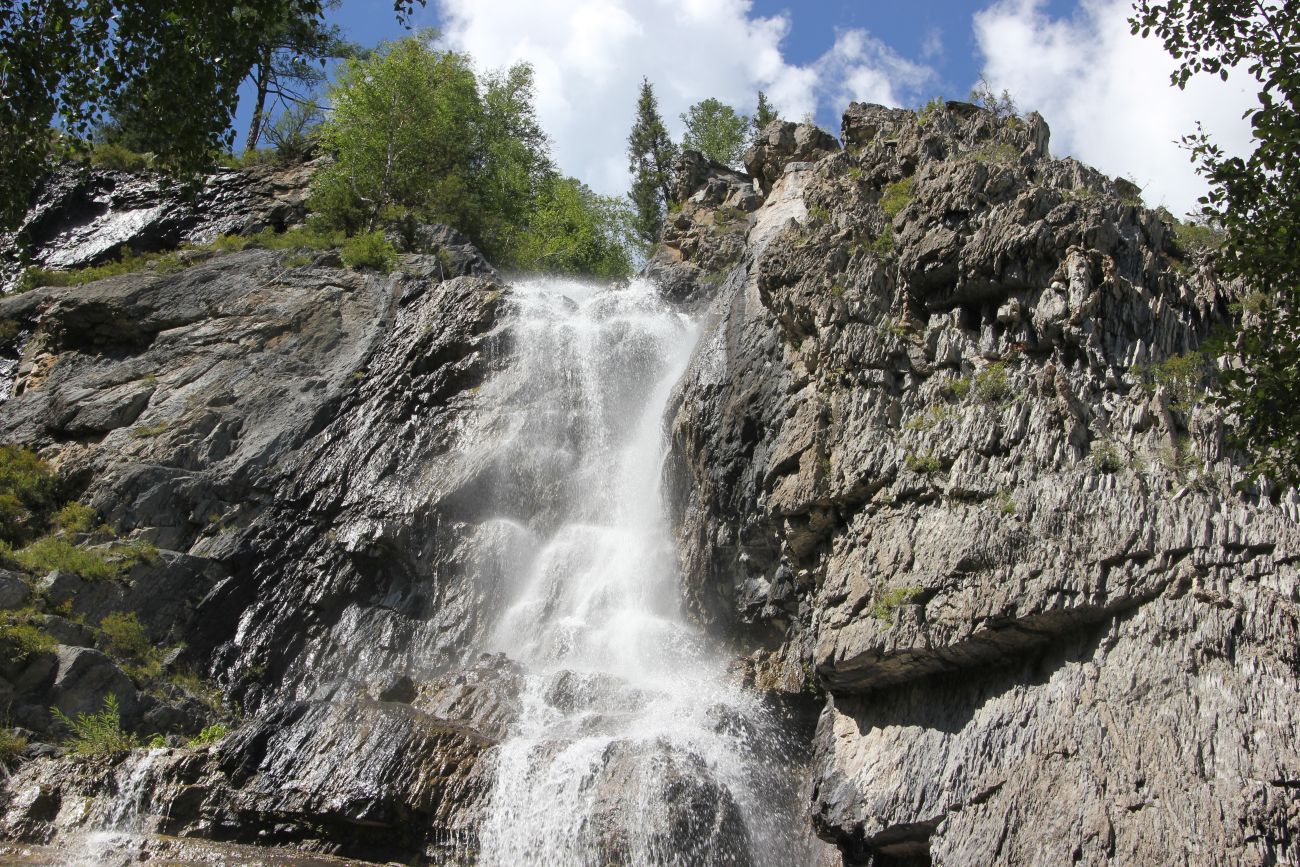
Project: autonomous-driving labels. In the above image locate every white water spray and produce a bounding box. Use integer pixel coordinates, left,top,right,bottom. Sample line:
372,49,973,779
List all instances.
477,278,808,866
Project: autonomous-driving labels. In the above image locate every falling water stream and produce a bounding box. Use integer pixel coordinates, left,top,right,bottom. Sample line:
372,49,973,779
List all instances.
476,278,808,866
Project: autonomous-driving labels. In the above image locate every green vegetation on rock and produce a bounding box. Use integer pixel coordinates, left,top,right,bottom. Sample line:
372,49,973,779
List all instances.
51,694,138,757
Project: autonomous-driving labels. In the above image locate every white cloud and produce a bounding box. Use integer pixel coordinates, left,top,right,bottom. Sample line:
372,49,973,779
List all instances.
436,0,933,195
818,29,935,111
974,0,1256,216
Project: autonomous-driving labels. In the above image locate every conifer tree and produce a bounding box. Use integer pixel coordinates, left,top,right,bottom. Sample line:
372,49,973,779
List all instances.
626,78,678,244
753,90,778,136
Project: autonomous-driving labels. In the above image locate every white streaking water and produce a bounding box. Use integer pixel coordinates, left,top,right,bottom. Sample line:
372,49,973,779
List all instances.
477,277,809,866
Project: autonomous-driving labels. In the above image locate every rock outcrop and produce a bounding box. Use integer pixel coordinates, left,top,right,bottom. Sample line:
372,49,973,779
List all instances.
665,101,1299,865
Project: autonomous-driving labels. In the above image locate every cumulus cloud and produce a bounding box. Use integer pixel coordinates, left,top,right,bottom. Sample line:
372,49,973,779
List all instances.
436,0,933,195
974,0,1256,216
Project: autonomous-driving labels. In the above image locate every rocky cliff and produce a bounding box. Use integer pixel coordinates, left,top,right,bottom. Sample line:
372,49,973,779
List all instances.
0,103,1295,866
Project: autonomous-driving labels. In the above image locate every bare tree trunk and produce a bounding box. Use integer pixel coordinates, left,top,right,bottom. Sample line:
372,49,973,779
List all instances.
244,49,273,154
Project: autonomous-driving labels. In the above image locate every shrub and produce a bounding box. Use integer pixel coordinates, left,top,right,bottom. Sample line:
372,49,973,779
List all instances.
187,723,228,748
128,420,169,439
11,536,118,580
99,611,163,681
943,373,973,400
879,176,914,221
170,668,225,714
870,227,896,258
340,231,398,272
88,143,152,172
17,249,187,292
0,613,57,660
55,502,97,534
1172,219,1225,257
0,445,58,545
1131,350,1214,410
0,727,28,767
905,404,949,432
871,586,924,621
994,489,1017,515
0,319,19,342
917,96,944,127
904,450,944,474
975,361,1012,404
967,142,1021,166
1090,440,1125,473
51,694,139,757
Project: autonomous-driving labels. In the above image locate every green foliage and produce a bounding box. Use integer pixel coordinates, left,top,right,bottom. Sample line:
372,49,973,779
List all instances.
975,361,1012,404
0,612,56,660
170,668,225,715
18,249,188,293
512,176,636,279
905,404,950,432
879,176,915,221
967,142,1021,166
0,319,19,343
753,90,779,137
261,100,323,162
970,76,1019,120
994,489,1017,515
871,586,924,622
0,445,58,546
51,695,138,757
129,420,169,439
311,37,483,235
55,502,97,535
339,231,398,273
943,373,973,400
1171,214,1226,257
11,536,118,581
1090,440,1125,473
88,143,153,173
917,96,944,127
187,723,229,748
681,98,750,168
0,0,427,229
628,78,680,245
1132,0,1300,484
0,727,27,767
904,450,944,474
1131,350,1215,410
870,227,896,258
99,612,164,681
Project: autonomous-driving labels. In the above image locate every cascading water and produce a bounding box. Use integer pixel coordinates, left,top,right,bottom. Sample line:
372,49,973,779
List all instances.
476,277,811,866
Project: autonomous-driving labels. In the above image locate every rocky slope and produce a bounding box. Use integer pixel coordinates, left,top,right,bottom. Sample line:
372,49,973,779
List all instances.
0,103,1295,866
662,104,1299,865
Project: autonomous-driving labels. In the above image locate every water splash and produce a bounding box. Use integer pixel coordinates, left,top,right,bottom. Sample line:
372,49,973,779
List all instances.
477,278,809,866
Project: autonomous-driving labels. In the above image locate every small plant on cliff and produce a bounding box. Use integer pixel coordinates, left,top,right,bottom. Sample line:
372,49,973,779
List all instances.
905,404,950,432
994,489,1017,515
879,176,915,221
975,361,1013,404
340,231,398,273
942,372,973,401
0,611,57,661
187,724,229,748
10,536,119,581
904,450,944,474
51,695,139,757
917,96,944,127
1131,350,1215,411
55,502,97,535
0,445,59,546
0,726,27,768
871,586,924,622
970,77,1019,121
1090,440,1126,473
100,612,164,682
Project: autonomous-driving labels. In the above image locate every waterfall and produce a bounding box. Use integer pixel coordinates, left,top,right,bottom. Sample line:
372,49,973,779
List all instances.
476,278,808,866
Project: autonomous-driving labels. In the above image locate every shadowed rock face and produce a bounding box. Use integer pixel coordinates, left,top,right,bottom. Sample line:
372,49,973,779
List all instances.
664,101,1300,865
0,100,1296,867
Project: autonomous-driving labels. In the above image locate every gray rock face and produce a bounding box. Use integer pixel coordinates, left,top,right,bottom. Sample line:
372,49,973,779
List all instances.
665,104,1300,864
1,160,314,291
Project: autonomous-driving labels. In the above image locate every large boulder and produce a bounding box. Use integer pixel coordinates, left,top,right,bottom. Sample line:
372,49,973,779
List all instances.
743,121,840,193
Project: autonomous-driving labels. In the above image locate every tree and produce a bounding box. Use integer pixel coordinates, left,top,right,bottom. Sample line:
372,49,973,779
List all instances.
680,98,750,168
969,76,1018,120
627,78,679,245
244,2,357,154
514,176,637,279
753,90,779,137
310,36,482,234
0,0,424,229
1131,1,1300,484
262,99,325,162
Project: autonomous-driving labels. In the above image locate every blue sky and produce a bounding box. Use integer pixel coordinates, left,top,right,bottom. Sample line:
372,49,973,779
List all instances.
237,0,1255,215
